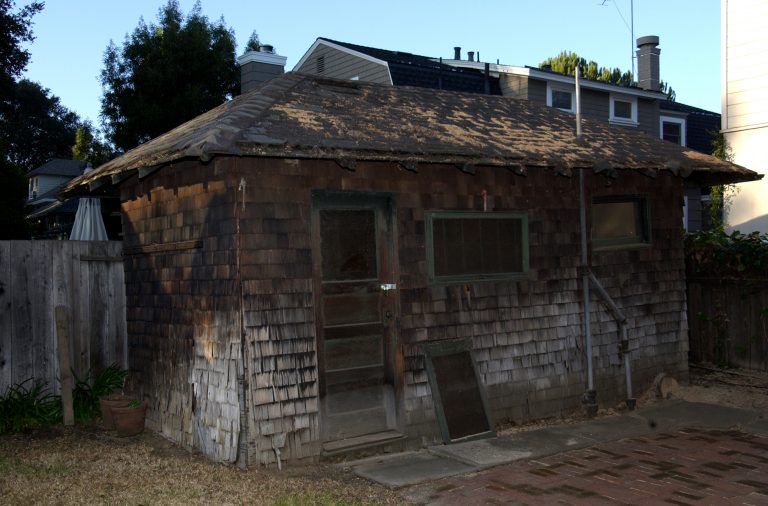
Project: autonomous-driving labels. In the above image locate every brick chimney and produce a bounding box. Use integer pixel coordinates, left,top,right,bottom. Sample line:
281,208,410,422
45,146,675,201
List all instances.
237,44,287,94
636,35,660,91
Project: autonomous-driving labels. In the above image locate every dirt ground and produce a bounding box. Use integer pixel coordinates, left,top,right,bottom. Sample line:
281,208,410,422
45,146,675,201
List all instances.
0,365,765,505
0,425,406,505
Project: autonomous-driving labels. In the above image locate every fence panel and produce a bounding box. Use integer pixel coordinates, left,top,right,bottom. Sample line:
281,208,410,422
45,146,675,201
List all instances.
0,241,126,394
687,278,768,371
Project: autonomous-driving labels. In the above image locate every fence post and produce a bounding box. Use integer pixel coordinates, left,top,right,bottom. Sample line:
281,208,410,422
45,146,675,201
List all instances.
55,305,74,426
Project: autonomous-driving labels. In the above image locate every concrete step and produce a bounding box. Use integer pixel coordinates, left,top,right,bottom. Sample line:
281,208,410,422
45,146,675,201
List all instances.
321,430,407,461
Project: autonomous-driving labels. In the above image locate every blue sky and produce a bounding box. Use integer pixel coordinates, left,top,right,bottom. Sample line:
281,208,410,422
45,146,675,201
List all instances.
22,0,720,127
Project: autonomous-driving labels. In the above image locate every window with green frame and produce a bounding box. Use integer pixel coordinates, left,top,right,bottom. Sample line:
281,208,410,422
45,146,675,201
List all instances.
592,196,651,249
426,211,529,284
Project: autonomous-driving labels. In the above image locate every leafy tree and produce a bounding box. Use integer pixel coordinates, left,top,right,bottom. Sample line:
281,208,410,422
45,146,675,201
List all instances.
244,30,261,52
0,157,29,238
0,79,80,172
0,1,43,239
540,51,632,86
708,131,738,229
100,0,239,152
71,121,115,167
0,0,43,103
539,50,675,100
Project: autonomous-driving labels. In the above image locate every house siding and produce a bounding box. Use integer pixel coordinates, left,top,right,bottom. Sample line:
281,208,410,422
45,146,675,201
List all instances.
638,98,660,137
120,160,242,463
294,44,391,84
120,156,688,465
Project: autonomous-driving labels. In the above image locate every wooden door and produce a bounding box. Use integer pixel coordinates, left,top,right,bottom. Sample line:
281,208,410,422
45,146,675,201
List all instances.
312,192,397,441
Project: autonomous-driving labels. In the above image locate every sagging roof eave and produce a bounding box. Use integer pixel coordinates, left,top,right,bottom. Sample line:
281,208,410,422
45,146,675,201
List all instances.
61,146,762,200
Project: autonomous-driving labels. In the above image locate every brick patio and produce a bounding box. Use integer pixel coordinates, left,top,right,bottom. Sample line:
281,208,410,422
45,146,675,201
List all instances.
402,428,768,505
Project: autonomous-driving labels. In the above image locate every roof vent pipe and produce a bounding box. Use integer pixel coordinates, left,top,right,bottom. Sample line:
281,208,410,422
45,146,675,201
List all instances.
260,44,274,53
468,51,475,62
454,46,461,60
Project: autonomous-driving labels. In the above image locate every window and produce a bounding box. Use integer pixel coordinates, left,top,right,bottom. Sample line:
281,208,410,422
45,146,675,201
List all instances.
316,55,325,74
547,83,574,112
660,116,686,146
609,94,637,125
426,211,529,283
592,196,650,249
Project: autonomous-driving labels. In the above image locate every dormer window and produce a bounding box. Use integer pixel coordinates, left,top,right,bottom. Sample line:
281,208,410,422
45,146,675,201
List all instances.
610,94,638,126
546,83,574,112
660,116,686,146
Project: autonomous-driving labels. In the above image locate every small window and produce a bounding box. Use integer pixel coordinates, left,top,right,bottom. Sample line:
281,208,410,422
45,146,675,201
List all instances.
547,83,574,112
660,116,686,146
613,100,632,119
551,90,572,110
426,211,529,283
592,196,650,249
609,94,637,125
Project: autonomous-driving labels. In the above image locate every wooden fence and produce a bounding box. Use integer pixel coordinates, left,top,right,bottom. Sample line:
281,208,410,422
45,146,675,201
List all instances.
0,241,127,394
687,278,768,371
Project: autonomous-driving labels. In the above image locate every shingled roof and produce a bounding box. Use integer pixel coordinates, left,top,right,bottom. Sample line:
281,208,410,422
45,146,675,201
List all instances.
66,72,759,195
317,38,502,95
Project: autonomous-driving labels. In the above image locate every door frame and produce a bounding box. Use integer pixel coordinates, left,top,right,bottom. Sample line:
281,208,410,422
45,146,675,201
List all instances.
309,189,402,438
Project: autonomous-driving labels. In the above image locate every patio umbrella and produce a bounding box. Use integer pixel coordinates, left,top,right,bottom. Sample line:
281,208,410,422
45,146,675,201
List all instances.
69,164,108,241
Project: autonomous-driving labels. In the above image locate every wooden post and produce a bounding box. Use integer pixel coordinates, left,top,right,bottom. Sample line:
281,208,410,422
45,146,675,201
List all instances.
55,305,74,426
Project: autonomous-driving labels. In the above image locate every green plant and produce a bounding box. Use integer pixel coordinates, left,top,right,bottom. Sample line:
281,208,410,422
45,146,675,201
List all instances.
0,379,62,434
127,399,142,408
685,228,768,278
72,364,128,422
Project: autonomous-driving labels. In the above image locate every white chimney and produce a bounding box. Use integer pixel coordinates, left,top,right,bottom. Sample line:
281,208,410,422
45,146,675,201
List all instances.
237,44,287,94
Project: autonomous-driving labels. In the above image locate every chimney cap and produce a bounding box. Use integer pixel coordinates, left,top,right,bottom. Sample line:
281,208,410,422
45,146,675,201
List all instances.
636,35,659,48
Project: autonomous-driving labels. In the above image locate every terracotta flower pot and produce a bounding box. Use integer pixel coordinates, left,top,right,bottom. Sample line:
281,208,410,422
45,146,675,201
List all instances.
111,401,148,437
99,394,134,429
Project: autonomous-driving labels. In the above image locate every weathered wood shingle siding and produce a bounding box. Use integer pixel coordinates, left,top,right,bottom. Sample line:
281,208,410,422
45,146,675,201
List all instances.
120,161,242,463
119,155,688,464
229,157,687,459
295,44,391,84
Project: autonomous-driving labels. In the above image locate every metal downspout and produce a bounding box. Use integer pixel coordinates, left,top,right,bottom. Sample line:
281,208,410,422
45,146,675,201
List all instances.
576,67,597,416
236,177,249,469
587,270,635,410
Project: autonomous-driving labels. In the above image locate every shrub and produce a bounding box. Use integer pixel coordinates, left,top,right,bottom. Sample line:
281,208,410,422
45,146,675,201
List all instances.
685,227,768,279
0,380,62,434
72,364,128,422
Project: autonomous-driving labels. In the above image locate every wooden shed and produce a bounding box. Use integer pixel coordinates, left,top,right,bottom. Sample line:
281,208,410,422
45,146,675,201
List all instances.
67,73,758,466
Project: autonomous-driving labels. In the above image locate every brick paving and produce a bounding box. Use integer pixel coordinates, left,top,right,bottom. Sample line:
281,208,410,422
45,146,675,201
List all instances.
401,428,768,505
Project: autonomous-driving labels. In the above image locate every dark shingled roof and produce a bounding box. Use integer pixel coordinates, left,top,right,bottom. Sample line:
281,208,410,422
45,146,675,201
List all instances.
319,38,502,95
29,158,86,177
65,73,759,195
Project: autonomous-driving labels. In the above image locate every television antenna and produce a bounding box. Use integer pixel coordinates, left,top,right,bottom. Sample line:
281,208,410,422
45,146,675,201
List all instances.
599,0,635,78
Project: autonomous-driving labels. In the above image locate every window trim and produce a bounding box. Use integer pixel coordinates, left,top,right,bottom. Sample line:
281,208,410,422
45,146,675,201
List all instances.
546,82,575,112
609,93,638,126
425,211,530,284
659,115,686,146
591,196,651,250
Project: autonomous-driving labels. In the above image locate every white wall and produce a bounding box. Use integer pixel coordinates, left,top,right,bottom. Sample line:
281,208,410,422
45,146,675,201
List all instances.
722,0,768,233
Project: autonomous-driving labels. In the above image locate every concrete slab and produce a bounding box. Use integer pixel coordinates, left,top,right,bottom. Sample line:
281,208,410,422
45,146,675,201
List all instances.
429,427,591,467
352,451,475,488
634,400,760,430
552,415,653,443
